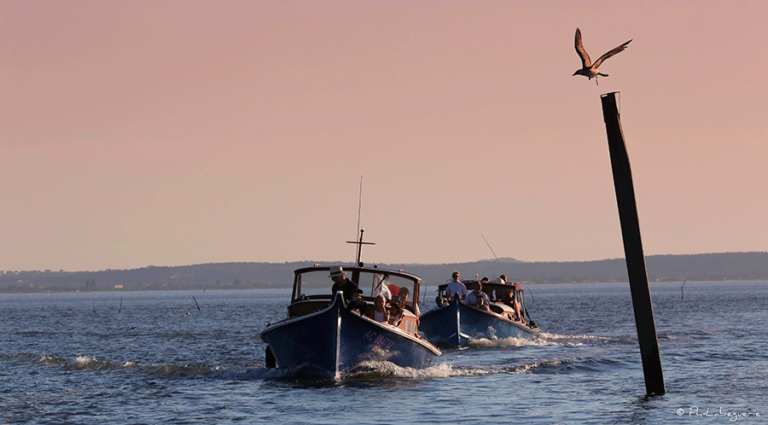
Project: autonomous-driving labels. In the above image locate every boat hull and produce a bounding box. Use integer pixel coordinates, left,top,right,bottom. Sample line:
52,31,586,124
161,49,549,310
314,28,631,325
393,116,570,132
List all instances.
420,298,538,347
261,293,440,378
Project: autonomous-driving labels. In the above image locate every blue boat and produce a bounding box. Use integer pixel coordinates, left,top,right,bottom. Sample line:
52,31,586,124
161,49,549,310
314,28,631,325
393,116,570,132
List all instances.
419,281,539,347
260,265,441,378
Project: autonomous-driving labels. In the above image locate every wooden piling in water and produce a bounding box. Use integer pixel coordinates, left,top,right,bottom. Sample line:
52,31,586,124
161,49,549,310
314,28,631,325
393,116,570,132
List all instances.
600,92,666,396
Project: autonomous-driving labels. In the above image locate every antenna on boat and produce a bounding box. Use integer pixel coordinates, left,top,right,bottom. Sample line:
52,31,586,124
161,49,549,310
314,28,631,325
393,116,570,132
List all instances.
356,176,363,244
347,176,375,266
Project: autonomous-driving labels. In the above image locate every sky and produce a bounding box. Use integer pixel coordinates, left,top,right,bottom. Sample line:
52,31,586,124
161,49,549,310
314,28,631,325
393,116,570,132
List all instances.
1,1,766,272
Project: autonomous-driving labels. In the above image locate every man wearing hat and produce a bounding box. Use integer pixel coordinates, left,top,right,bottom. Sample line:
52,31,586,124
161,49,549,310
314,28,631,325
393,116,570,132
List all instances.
329,266,359,302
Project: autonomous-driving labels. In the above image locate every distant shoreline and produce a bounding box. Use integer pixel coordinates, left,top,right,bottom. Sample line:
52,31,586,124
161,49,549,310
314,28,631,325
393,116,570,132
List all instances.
2,252,767,294
2,279,766,295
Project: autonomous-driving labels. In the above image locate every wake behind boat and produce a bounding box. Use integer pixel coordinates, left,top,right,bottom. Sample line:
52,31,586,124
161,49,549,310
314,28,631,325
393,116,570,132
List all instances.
260,264,441,378
420,279,539,347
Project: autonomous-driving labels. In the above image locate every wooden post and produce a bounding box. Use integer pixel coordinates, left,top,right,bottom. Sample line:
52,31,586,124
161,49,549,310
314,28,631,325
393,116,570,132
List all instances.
600,92,666,396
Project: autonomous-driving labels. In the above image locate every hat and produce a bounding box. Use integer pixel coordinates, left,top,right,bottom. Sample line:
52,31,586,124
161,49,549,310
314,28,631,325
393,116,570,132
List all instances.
329,266,345,277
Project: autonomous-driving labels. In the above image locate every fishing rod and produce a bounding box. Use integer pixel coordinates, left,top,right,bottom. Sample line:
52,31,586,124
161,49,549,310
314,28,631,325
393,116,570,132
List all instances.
481,234,508,278
480,234,534,304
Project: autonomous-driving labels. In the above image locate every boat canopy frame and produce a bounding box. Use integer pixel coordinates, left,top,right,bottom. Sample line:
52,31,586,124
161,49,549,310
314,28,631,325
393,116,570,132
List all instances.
291,265,423,309
436,280,529,314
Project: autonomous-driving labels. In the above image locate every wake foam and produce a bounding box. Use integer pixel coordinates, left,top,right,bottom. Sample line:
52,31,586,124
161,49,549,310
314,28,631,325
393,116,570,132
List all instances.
340,359,554,380
463,332,608,348
16,352,223,376
341,361,457,380
10,349,603,382
536,332,610,340
467,335,556,348
71,355,98,369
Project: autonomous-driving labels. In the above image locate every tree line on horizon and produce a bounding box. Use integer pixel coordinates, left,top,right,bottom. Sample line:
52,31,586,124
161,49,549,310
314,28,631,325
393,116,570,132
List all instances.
1,252,766,293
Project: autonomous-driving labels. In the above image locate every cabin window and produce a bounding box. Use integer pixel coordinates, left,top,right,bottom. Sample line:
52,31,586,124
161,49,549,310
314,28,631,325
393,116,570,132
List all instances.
295,270,336,298
294,269,418,306
360,273,416,301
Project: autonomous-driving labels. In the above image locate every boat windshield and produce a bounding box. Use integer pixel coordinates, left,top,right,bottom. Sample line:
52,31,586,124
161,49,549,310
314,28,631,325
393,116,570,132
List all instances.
294,268,419,305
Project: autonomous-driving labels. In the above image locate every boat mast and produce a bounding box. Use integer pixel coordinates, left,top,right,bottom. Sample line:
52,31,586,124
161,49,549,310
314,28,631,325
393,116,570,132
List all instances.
347,176,375,267
347,228,375,267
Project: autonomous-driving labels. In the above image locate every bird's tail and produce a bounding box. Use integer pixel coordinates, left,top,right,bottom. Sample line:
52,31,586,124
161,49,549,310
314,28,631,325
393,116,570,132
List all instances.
598,72,609,77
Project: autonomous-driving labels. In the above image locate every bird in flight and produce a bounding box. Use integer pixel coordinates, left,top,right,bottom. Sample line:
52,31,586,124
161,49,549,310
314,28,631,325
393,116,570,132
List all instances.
572,28,632,85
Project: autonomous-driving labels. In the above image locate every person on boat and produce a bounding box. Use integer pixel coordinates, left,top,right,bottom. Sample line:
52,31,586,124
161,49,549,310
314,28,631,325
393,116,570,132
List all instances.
500,283,525,323
347,288,368,315
480,277,494,300
477,296,490,311
496,275,511,303
372,273,392,300
372,294,390,323
445,271,468,301
466,281,491,311
511,284,526,324
330,266,358,301
394,286,419,317
389,301,404,326
395,286,409,303
430,295,448,311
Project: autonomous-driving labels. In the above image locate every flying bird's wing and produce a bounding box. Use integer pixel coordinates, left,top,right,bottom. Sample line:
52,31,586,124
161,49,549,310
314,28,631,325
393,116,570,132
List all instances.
592,39,632,70
574,28,591,68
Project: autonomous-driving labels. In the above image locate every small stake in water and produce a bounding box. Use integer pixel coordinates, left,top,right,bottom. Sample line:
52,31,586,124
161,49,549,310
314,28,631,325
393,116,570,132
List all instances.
681,280,686,300
119,297,123,314
192,296,201,312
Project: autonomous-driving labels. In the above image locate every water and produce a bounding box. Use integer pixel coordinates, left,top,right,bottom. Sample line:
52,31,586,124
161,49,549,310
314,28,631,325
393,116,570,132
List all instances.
2,281,766,424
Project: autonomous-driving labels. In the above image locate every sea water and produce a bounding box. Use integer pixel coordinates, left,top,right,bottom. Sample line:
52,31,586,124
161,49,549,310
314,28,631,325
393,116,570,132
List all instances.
1,281,766,424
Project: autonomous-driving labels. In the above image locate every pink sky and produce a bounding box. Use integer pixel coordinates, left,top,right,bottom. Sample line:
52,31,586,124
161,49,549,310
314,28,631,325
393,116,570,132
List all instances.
1,1,766,271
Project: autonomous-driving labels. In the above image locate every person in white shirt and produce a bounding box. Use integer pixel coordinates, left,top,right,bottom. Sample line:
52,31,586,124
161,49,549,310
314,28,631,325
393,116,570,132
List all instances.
445,271,468,301
372,273,392,300
466,281,491,311
373,295,389,323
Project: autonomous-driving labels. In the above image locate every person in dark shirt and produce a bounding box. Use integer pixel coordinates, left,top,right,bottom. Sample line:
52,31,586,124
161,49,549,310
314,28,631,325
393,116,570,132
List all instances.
330,266,358,301
347,288,368,316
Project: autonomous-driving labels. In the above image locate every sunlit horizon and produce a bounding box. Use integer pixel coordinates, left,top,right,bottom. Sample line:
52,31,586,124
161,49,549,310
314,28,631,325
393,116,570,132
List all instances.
2,1,766,271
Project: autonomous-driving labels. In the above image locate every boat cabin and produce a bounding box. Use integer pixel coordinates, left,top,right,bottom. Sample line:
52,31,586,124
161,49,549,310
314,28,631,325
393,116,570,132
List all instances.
287,265,423,336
